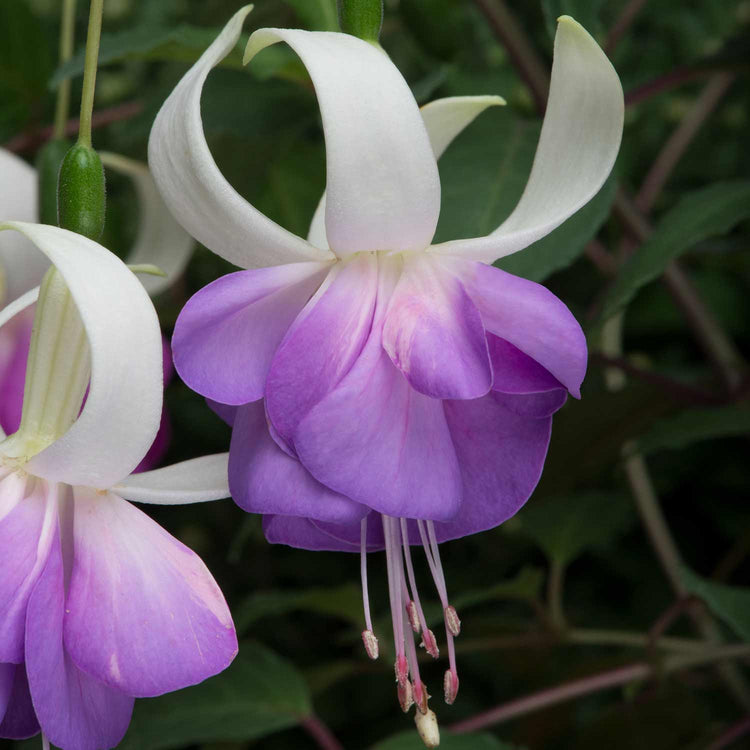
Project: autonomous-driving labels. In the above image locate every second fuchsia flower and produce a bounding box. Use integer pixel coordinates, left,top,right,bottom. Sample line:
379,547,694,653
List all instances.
149,7,623,716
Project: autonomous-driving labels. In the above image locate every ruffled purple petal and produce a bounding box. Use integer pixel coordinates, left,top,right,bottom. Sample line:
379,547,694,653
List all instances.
0,664,39,740
230,401,367,523
63,488,237,697
207,398,238,426
449,259,587,397
266,254,378,440
489,335,568,417
173,262,329,405
24,526,134,750
0,476,54,663
294,291,462,521
263,515,360,552
433,391,552,541
382,255,491,399
0,308,33,436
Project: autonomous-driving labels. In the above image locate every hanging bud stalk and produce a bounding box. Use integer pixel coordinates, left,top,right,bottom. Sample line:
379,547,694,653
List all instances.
337,0,383,42
57,0,106,240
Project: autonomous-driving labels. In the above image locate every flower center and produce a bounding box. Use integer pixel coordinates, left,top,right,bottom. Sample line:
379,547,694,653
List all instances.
1,267,90,462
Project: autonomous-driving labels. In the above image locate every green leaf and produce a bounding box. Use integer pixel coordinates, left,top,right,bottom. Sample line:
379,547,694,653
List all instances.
117,642,312,750
495,172,617,282
681,568,750,642
600,181,750,321
373,730,520,750
50,25,298,88
634,406,750,455
235,583,363,634
435,108,613,282
284,0,339,31
515,492,635,566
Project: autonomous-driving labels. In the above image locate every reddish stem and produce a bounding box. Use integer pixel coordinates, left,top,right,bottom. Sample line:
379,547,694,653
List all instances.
300,714,345,750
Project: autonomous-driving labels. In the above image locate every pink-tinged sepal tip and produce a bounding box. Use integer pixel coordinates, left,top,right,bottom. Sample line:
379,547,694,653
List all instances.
395,654,409,687
406,600,421,632
398,679,414,713
362,629,379,660
444,668,459,705
445,605,461,637
420,628,439,659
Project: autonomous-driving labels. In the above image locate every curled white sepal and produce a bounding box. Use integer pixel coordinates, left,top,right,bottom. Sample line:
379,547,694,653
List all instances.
114,453,230,505
430,16,624,263
246,28,440,256
0,149,48,300
0,222,162,488
100,152,194,296
307,95,505,250
148,6,331,270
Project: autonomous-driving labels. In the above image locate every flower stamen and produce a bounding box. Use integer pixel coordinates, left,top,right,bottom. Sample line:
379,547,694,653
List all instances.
360,517,379,659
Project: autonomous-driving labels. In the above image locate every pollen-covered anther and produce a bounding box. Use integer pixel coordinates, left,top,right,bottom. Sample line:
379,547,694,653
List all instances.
406,600,421,632
420,627,439,659
413,680,430,715
444,605,461,637
362,629,379,660
414,707,440,748
395,653,409,687
398,679,414,713
443,669,459,705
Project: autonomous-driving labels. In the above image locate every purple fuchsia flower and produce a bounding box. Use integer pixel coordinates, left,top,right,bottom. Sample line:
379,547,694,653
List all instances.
0,148,193,466
0,222,236,749
149,7,623,716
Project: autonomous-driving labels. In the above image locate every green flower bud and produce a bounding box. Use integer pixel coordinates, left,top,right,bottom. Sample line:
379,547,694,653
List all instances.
57,142,106,240
337,0,383,42
35,138,71,227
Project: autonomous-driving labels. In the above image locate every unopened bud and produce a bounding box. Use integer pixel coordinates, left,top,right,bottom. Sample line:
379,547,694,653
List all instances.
420,628,439,659
414,707,440,748
362,629,379,660
395,654,409,687
57,142,106,240
406,600,421,632
444,605,461,637
443,669,459,705
398,679,414,713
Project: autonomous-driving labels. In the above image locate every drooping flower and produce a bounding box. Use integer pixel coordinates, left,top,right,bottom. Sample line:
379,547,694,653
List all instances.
149,7,623,714
0,148,193,466
0,222,236,749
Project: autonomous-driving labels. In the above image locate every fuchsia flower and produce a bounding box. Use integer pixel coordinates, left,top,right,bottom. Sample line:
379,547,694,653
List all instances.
0,148,192,465
0,222,236,749
149,8,623,714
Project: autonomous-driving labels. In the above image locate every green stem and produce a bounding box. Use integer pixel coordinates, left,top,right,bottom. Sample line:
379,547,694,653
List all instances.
77,0,104,147
53,0,77,140
447,643,750,733
547,559,567,630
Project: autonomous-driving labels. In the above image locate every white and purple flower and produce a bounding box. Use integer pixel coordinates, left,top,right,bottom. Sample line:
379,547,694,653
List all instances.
149,8,623,712
0,222,236,749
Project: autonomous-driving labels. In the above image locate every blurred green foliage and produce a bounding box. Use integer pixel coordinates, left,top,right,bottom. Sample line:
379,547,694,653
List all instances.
3,0,750,748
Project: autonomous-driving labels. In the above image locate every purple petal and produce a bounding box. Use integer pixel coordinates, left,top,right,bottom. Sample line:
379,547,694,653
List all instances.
453,259,587,397
64,488,237,697
173,262,329,405
263,515,360,552
433,391,552,541
24,527,134,750
489,335,568,417
207,398,238,426
0,308,33,436
383,255,491,399
266,254,378,440
229,402,367,523
0,477,54,663
294,305,462,521
0,664,39,740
